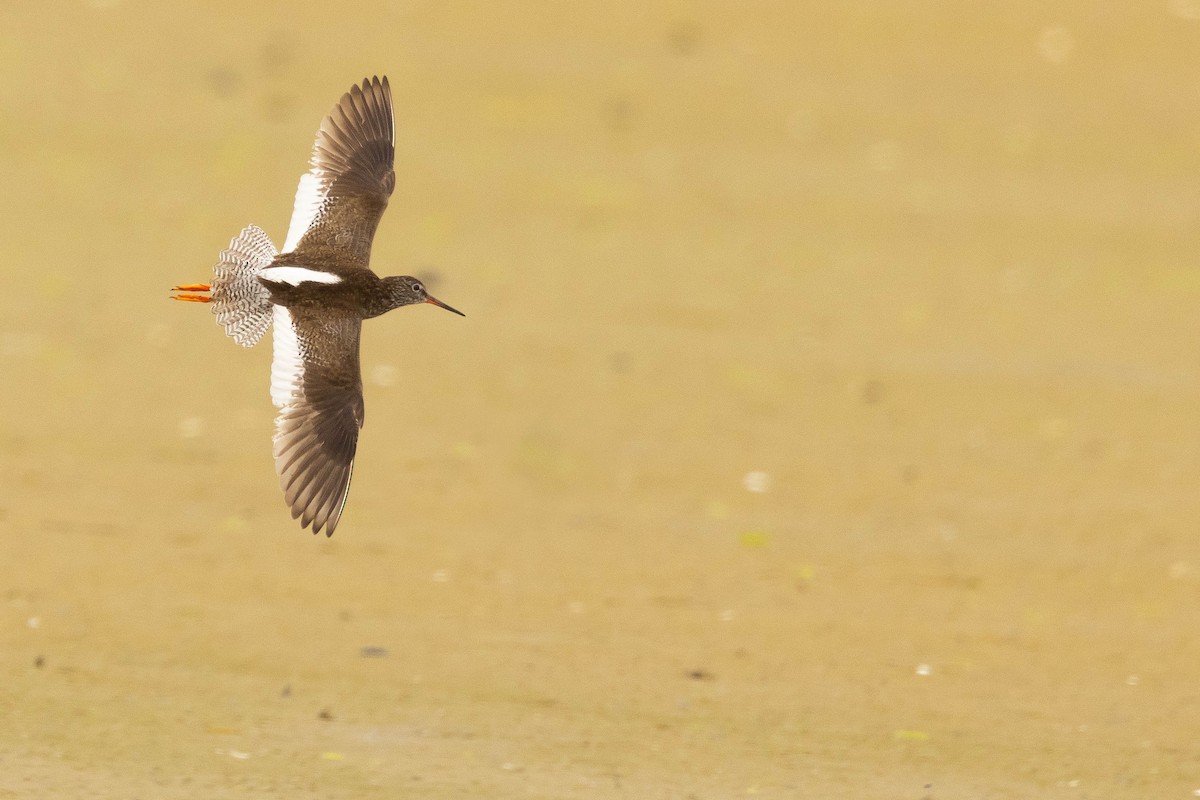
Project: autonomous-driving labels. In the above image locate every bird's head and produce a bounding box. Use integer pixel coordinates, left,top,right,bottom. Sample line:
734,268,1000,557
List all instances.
382,276,465,316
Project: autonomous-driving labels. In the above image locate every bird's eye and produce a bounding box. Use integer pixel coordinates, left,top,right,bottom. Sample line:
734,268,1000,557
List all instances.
410,282,423,293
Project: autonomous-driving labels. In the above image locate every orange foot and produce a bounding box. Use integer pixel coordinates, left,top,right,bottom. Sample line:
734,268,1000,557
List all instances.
171,283,212,303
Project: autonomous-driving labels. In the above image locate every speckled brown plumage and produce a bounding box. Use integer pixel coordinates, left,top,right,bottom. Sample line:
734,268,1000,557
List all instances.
173,76,463,537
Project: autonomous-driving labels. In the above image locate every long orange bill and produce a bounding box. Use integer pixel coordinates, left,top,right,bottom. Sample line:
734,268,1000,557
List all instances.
172,283,211,292
425,295,465,317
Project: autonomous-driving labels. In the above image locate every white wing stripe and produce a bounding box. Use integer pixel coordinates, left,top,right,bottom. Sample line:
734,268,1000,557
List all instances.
282,172,325,254
270,306,305,408
260,266,342,285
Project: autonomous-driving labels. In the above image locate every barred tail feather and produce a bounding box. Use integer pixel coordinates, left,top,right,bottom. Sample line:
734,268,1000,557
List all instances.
211,225,278,347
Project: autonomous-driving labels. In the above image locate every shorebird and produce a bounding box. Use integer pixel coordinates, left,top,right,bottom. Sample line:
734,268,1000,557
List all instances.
172,76,463,536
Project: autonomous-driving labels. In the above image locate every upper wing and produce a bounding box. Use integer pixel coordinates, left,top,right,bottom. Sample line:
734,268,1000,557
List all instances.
270,306,365,536
282,76,396,270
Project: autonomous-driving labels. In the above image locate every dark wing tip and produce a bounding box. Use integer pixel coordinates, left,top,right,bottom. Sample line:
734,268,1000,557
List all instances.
311,74,396,201
273,392,361,537
277,436,355,537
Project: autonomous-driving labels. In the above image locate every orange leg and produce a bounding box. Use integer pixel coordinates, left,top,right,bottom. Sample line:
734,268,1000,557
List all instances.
171,282,212,303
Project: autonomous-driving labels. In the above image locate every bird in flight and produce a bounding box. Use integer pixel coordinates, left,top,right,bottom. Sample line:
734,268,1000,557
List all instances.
172,76,463,536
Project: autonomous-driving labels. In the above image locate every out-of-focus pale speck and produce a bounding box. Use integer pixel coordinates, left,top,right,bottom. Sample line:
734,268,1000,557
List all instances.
743,471,770,493
902,303,930,328
1040,418,1067,440
867,140,902,172
1170,0,1200,20
966,428,989,450
719,609,735,622
179,417,205,439
1169,561,1191,579
1002,265,1028,294
145,323,171,348
2,332,42,358
234,407,258,431
568,601,585,614
370,364,397,387
915,663,932,676
1002,123,1036,156
1126,674,1140,686
1038,26,1075,63
26,616,40,629
643,147,678,184
705,499,730,519
222,516,248,533
904,181,935,213
452,441,479,460
431,569,450,583
786,109,816,141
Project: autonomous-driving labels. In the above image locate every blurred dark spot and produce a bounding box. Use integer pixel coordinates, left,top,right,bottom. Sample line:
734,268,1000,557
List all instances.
39,518,72,534
338,610,352,622
610,351,632,373
666,20,702,55
901,464,920,484
939,574,981,590
360,646,389,658
1081,438,1106,460
34,655,44,669
318,708,334,721
576,208,603,230
416,269,444,291
280,684,292,698
686,669,714,681
259,38,293,75
260,91,297,122
861,379,885,404
602,96,636,132
206,68,241,97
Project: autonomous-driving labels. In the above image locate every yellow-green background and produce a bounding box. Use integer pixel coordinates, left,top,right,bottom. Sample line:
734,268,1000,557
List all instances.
1,2,1198,797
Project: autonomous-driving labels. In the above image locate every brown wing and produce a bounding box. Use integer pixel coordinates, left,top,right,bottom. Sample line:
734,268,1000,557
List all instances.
282,76,396,271
271,309,365,536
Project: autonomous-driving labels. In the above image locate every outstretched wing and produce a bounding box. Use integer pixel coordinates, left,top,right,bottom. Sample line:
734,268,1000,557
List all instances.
283,76,395,270
270,306,365,536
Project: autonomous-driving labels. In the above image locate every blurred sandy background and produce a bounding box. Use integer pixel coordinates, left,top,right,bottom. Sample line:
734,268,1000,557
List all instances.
1,1,1199,797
